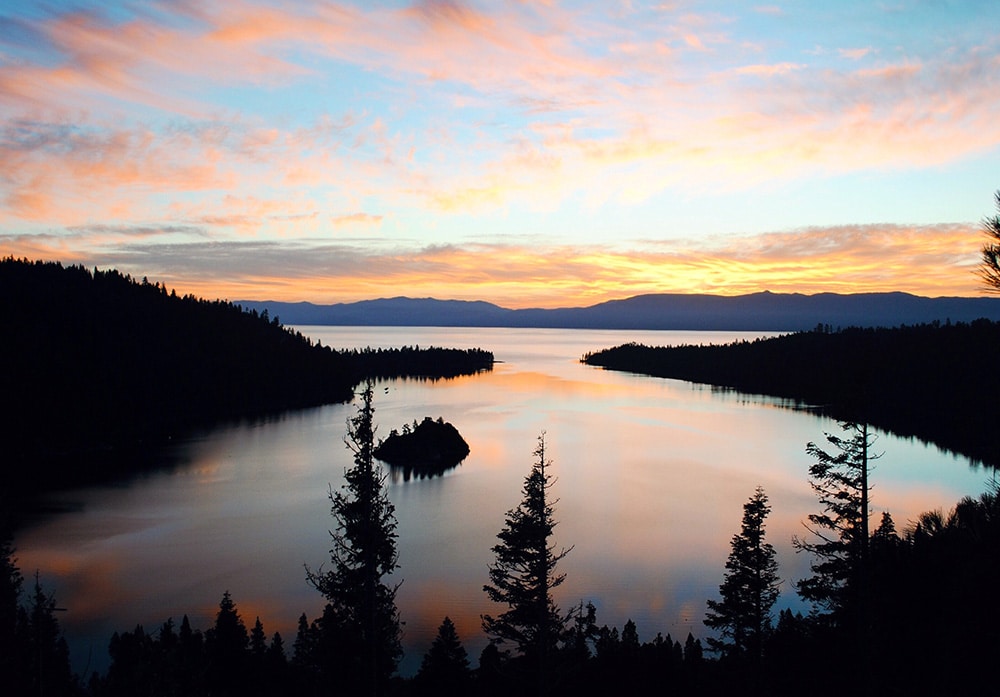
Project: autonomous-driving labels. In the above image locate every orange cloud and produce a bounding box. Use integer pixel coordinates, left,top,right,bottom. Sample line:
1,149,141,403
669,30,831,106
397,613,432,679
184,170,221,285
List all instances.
7,220,980,308
2,1,998,305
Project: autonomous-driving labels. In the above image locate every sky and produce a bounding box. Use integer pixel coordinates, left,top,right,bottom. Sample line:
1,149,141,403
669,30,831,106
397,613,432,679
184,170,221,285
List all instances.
1,0,998,308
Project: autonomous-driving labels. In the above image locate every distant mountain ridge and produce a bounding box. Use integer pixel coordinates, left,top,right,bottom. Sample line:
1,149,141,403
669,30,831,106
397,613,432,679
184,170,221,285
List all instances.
237,291,1000,331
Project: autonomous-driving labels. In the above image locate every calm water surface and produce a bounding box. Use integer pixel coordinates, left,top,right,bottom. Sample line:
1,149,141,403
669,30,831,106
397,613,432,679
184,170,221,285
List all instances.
15,327,990,676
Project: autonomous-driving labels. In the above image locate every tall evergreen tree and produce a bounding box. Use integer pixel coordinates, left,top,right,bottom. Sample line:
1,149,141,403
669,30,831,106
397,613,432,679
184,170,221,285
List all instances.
306,380,402,696
794,422,878,621
482,433,573,696
794,421,881,693
704,487,780,667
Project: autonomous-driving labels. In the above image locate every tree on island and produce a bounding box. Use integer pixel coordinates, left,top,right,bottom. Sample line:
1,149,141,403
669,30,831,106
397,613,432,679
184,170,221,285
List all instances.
978,190,1000,291
374,416,470,478
704,486,780,673
482,433,574,696
306,380,402,696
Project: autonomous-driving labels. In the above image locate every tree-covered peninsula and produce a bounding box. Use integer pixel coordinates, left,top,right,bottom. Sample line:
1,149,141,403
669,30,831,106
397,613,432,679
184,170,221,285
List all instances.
582,321,1000,467
1,258,492,494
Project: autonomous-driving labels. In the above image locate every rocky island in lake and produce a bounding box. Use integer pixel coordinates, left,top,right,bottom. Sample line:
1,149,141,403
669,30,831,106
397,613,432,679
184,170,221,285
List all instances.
374,416,470,478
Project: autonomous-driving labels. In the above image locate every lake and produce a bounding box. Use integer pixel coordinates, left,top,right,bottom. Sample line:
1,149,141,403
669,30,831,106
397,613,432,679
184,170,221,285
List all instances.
14,327,991,677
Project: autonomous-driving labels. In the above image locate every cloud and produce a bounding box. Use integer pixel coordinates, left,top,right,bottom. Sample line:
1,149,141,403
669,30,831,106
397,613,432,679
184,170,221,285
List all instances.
1,0,998,306
839,47,872,60
2,1,998,227
331,212,383,227
4,221,983,307
733,61,804,76
683,34,706,51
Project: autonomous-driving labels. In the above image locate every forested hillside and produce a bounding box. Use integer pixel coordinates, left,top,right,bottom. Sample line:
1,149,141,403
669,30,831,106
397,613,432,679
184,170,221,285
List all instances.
582,321,1000,467
1,259,492,494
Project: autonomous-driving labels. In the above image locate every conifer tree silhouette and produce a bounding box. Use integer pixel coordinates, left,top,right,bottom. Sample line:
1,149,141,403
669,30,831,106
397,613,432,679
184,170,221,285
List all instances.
705,486,780,692
306,380,401,696
794,422,878,619
978,190,1000,291
482,433,573,696
415,616,471,695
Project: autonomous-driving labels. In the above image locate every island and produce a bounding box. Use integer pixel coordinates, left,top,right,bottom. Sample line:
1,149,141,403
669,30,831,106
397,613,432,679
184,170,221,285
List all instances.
374,416,470,478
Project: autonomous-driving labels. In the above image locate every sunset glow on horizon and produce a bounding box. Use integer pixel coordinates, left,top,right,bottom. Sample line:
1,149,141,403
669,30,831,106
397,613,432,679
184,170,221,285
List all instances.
2,1,998,308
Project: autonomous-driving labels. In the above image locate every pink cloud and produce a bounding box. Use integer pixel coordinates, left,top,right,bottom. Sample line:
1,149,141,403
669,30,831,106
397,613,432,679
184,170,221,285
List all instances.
683,33,706,50
733,61,804,76
839,47,872,60
1,2,997,230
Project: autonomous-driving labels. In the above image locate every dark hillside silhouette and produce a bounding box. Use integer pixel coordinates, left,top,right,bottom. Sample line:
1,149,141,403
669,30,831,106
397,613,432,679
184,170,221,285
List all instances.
582,321,1000,467
1,258,492,499
238,291,1000,330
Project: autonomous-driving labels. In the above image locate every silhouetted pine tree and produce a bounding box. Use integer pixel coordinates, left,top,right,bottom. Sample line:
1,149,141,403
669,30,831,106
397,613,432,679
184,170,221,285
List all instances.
306,380,402,696
704,486,780,669
682,632,704,688
978,189,1000,291
264,631,288,690
176,614,205,693
205,590,250,696
414,616,471,695
0,534,25,695
250,617,267,658
563,600,598,664
22,572,76,696
794,422,878,621
793,422,880,693
482,433,573,696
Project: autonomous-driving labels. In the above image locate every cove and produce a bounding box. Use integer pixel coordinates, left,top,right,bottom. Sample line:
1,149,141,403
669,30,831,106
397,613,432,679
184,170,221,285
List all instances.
13,327,989,677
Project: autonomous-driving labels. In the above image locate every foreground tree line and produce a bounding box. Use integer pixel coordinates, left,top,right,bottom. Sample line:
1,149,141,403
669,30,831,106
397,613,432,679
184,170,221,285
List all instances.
1,258,492,500
3,388,998,696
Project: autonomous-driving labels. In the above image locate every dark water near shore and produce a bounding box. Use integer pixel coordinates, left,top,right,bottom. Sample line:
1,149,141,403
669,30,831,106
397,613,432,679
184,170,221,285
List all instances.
14,327,989,676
